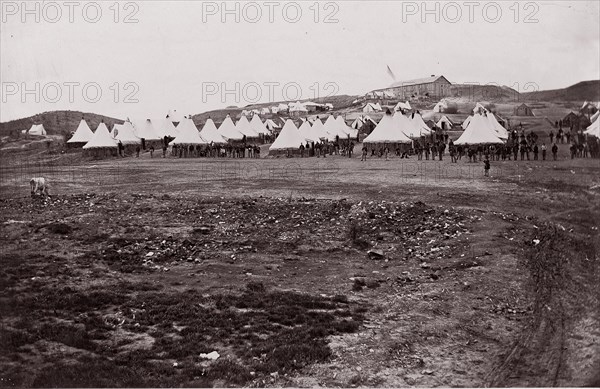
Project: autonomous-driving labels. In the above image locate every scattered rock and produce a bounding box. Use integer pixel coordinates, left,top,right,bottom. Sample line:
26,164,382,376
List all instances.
199,351,220,360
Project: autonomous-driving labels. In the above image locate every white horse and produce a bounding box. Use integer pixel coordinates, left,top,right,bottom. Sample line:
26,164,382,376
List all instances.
30,177,50,197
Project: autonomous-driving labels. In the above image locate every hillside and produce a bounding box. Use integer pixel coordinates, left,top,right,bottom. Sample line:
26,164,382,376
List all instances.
522,80,600,102
0,111,125,138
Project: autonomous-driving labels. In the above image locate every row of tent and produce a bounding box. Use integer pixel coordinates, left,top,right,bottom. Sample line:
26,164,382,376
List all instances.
241,101,334,116
270,116,358,150
362,111,432,144
69,114,283,149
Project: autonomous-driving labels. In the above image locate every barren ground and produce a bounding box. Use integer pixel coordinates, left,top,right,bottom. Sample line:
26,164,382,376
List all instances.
0,146,599,387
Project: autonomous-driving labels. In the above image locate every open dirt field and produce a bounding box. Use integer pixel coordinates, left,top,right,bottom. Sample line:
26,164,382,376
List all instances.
1,148,599,387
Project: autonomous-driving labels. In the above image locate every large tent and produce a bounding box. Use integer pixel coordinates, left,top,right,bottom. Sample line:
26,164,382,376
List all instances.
454,113,504,145
154,116,179,138
250,115,269,135
199,118,227,144
113,121,141,145
406,112,432,137
218,115,244,141
169,118,207,146
132,119,162,144
235,115,260,138
67,119,94,145
323,115,347,141
269,119,305,153
336,116,358,139
298,120,316,142
363,112,412,144
310,118,329,141
83,123,118,157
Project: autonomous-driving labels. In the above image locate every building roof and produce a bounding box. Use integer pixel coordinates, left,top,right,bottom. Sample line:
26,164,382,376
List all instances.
389,75,449,88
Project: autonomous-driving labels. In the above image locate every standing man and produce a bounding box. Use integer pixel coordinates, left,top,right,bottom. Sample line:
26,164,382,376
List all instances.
552,143,558,160
549,130,554,144
361,145,368,161
483,156,490,177
541,143,547,160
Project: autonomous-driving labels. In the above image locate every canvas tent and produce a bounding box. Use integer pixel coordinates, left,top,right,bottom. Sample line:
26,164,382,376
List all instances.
310,118,329,141
199,118,227,144
454,113,504,145
67,119,94,146
406,112,432,137
336,116,358,139
167,110,182,123
132,119,162,148
436,115,454,130
25,124,47,136
154,117,179,138
250,115,269,135
323,115,347,141
83,122,118,157
298,120,316,142
264,119,281,131
218,115,244,141
269,119,305,154
584,118,600,138
289,101,308,113
113,121,140,145
590,110,599,124
235,115,260,138
462,115,473,130
472,103,488,114
395,101,412,112
169,118,206,146
486,113,509,139
363,103,382,113
363,111,412,145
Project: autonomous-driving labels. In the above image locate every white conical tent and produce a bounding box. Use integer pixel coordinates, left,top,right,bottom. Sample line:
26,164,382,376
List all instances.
584,118,600,137
392,112,414,139
298,120,318,142
235,115,259,138
436,115,454,129
269,120,306,150
250,115,269,135
454,114,504,145
363,113,411,144
310,118,329,141
133,119,161,141
323,115,346,141
83,123,117,149
218,115,243,141
114,121,140,144
336,116,358,138
110,123,122,137
169,118,207,145
199,119,227,144
154,117,178,137
265,119,280,130
406,113,432,137
68,119,94,143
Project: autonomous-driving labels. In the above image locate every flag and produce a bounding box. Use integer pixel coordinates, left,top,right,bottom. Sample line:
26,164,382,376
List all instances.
386,65,396,81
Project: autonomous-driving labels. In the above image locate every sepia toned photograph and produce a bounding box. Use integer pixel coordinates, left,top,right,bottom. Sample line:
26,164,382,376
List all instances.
0,1,599,387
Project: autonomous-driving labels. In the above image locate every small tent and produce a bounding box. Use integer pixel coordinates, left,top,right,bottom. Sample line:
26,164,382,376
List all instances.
67,119,94,146
336,116,358,139
323,115,347,141
200,118,227,144
298,120,317,142
154,116,179,138
132,119,162,147
264,119,281,131
436,115,454,130
514,103,534,116
406,112,432,137
395,101,412,112
83,122,118,157
269,119,306,155
26,124,47,136
310,118,329,141
454,113,504,145
114,121,140,144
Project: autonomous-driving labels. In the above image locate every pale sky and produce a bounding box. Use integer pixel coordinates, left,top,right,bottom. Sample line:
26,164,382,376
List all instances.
1,0,599,122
